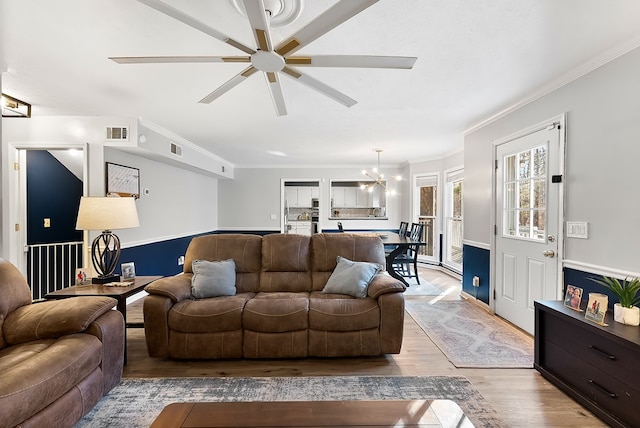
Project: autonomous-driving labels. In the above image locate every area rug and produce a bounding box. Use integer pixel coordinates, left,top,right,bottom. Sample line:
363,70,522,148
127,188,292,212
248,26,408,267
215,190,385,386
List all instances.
77,376,503,427
403,277,445,295
405,300,533,368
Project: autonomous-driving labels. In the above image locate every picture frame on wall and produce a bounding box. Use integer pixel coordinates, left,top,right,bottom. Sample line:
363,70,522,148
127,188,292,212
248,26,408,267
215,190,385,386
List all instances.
121,262,136,282
106,162,140,199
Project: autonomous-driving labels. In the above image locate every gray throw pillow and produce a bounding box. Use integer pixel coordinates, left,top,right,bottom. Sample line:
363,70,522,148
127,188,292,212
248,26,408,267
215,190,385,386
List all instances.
322,256,382,298
191,259,236,298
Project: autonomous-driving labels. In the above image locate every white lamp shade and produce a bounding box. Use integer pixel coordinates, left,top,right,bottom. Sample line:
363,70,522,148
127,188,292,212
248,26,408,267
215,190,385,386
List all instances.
76,196,139,231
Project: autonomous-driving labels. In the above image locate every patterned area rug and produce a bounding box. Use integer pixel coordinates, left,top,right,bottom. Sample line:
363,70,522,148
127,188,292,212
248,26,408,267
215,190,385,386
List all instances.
77,376,503,427
406,300,534,368
403,277,445,295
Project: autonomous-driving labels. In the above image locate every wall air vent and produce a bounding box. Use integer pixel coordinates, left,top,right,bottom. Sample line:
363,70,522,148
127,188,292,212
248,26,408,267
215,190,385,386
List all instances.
106,126,129,141
170,141,183,157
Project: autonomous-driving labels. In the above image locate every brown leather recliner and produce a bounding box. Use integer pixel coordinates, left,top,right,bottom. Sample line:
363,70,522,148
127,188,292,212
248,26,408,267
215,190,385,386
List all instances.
144,233,406,360
0,259,125,428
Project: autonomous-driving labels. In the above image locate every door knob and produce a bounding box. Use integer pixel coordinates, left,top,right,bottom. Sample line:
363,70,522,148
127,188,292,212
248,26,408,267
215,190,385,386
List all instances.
543,250,555,258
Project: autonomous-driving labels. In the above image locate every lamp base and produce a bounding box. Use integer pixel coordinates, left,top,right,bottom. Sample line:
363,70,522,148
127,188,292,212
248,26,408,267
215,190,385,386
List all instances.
92,274,120,284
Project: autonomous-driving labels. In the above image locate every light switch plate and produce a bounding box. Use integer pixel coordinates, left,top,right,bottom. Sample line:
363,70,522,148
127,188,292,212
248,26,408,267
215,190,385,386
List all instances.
566,221,588,239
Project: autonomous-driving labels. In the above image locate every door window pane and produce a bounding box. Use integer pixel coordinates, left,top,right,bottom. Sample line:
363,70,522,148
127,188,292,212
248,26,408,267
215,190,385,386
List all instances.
503,145,547,241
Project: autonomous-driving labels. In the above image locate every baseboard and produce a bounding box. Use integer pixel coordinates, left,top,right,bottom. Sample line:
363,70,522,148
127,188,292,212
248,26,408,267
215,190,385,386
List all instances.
460,291,493,313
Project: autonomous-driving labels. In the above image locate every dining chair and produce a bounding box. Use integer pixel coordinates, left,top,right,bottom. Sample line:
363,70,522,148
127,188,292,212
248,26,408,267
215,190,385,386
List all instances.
393,222,424,284
337,222,344,232
398,221,409,237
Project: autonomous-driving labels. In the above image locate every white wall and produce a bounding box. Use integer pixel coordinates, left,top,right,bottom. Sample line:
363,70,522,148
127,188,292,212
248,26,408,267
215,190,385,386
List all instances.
218,167,404,231
104,148,218,247
464,46,640,274
1,116,218,264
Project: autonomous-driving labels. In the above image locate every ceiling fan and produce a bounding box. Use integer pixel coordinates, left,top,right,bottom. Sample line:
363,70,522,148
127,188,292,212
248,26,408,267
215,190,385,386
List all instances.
110,0,417,116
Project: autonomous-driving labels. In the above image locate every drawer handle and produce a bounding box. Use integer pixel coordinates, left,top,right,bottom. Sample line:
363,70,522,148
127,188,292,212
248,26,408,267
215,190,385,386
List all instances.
588,380,617,399
588,345,616,360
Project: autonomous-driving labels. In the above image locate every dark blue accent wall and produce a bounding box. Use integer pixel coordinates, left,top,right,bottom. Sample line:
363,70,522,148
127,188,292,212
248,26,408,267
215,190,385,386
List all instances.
462,244,490,304
118,230,280,277
27,150,83,245
564,267,623,309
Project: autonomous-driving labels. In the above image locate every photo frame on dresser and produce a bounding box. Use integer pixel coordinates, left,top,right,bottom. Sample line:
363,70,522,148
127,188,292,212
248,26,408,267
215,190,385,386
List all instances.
585,293,608,325
563,285,583,311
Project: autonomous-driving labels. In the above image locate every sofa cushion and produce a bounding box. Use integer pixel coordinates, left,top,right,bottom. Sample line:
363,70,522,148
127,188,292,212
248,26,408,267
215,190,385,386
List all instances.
0,334,102,428
4,296,117,345
191,259,236,298
260,234,312,293
0,260,33,350
243,295,309,332
322,256,382,298
184,234,262,293
309,292,380,331
310,234,386,291
168,293,254,333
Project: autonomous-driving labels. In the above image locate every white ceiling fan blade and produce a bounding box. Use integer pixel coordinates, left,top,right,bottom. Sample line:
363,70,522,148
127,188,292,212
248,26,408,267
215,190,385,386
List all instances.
286,55,417,69
110,56,250,64
136,0,256,54
242,0,273,52
276,0,379,56
199,66,258,104
265,72,287,116
281,67,356,108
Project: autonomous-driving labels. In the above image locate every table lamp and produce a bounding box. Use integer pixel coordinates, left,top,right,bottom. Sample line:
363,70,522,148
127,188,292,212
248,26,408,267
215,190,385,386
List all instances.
76,196,139,284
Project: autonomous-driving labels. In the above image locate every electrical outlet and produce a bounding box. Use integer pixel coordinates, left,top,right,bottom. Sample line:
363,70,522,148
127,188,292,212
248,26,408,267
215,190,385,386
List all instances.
44,218,51,228
177,255,185,265
472,276,480,287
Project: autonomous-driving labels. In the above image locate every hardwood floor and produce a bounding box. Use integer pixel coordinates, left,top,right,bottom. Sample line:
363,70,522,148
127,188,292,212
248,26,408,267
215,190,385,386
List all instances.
124,266,606,427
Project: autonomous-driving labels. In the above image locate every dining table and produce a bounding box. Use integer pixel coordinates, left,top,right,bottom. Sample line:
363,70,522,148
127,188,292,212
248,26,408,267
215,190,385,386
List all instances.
352,231,426,286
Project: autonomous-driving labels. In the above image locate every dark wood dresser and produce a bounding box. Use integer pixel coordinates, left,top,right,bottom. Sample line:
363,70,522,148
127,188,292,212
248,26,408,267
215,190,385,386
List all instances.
535,300,640,428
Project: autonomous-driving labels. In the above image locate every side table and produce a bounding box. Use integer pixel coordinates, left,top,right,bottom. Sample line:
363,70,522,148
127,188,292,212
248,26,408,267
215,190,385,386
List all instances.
45,275,162,363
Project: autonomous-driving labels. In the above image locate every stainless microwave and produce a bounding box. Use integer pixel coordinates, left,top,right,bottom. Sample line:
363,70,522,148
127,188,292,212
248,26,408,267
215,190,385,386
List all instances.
311,198,319,208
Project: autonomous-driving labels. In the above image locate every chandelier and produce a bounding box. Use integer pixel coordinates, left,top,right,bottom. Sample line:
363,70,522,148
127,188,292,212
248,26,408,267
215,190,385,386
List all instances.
361,149,401,195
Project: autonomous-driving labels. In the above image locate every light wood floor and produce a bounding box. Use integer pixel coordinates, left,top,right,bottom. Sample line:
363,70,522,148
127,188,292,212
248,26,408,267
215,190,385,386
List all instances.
124,266,606,427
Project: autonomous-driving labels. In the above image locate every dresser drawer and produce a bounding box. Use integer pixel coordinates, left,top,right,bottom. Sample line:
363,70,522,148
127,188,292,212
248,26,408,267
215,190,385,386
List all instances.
543,341,640,427
541,311,640,383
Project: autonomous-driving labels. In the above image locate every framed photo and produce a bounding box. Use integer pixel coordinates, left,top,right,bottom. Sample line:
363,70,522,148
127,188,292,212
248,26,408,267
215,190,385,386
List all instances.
106,162,140,199
75,267,91,285
585,293,608,325
563,285,583,311
121,262,136,282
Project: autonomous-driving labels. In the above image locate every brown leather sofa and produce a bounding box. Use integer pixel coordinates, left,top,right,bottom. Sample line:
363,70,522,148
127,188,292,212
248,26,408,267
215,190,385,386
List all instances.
144,233,406,359
0,260,124,428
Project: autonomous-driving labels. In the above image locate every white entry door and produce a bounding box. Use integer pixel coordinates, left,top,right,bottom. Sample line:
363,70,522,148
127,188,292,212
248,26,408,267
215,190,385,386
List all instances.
495,121,564,335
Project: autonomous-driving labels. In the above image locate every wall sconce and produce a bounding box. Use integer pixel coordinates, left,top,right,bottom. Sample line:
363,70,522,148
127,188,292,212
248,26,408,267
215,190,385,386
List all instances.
1,93,31,118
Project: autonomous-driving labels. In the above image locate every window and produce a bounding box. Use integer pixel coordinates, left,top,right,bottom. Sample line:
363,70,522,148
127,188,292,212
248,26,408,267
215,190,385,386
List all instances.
503,145,546,241
444,168,463,271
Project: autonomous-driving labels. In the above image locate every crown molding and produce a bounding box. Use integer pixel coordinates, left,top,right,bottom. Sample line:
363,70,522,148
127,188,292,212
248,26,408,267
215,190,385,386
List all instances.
464,35,640,136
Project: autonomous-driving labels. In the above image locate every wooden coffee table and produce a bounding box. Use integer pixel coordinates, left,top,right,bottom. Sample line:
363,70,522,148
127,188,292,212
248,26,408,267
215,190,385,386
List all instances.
150,400,470,427
45,275,162,363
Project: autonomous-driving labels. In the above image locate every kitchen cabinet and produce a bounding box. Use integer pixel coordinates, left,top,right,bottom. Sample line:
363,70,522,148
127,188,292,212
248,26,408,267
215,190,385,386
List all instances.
535,300,640,428
285,186,315,208
297,187,313,208
357,190,373,207
344,188,358,207
288,221,312,236
332,187,346,207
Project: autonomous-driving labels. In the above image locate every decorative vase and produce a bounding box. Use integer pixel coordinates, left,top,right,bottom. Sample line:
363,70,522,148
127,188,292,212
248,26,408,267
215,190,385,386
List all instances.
613,304,640,326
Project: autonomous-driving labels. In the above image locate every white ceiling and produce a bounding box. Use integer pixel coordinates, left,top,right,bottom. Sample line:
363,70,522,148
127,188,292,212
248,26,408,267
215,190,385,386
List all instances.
2,0,640,168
